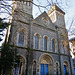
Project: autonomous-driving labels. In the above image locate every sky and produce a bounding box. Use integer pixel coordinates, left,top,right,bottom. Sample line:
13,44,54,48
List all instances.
65,0,75,39
0,0,75,46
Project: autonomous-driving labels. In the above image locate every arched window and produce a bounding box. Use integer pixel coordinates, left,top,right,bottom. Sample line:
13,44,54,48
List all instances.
52,39,55,52
18,31,24,46
44,36,48,50
14,56,25,75
35,34,39,49
56,62,59,75
33,61,36,75
64,61,69,75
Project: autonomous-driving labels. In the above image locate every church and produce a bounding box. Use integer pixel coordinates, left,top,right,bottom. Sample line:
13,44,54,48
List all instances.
5,0,74,75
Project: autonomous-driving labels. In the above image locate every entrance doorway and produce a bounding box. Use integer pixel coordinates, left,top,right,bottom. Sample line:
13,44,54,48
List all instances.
40,54,54,75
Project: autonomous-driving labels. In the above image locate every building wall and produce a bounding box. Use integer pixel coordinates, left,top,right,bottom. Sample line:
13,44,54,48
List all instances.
5,1,74,75
32,24,58,52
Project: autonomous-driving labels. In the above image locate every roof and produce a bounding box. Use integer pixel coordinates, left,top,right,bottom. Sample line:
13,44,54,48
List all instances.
33,11,56,31
48,3,65,15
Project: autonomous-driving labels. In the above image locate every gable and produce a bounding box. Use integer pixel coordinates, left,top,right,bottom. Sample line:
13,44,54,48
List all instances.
33,11,56,31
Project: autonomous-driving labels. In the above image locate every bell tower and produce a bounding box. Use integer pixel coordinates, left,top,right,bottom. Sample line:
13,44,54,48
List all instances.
6,0,33,45
48,4,68,54
13,0,33,15
12,0,33,23
48,4,65,28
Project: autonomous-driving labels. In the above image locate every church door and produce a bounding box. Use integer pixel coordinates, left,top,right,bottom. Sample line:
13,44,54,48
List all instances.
45,64,48,75
41,64,48,75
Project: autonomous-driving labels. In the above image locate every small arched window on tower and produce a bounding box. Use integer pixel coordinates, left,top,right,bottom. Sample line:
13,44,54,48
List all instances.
52,39,55,52
18,31,24,46
35,34,40,49
33,61,36,75
44,36,48,51
56,62,59,75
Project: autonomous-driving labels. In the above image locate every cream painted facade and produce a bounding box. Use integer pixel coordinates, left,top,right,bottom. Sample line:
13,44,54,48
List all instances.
5,0,74,75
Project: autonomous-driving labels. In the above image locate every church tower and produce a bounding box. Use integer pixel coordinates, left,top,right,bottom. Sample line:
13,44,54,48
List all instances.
13,0,33,15
48,3,65,28
48,4,73,75
5,0,33,75
12,0,33,23
48,4,68,54
6,0,33,47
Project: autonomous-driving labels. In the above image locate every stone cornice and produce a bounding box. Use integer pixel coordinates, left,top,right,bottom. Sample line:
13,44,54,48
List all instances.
11,45,71,57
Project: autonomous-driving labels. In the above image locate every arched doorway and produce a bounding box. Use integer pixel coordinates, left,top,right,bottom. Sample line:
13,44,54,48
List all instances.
64,61,69,75
14,56,26,75
40,54,54,75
